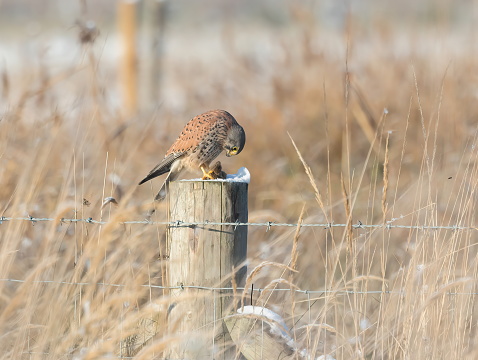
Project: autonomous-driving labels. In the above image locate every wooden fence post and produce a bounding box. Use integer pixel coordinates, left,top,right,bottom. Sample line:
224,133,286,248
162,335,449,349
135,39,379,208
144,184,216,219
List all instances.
167,180,248,359
118,0,138,117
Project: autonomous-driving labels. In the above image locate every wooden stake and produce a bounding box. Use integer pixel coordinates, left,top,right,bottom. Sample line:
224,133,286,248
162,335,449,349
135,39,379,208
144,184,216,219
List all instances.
118,0,138,117
167,180,248,359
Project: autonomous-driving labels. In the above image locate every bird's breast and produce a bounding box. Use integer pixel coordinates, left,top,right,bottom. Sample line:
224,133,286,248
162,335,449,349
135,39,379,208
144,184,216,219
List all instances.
188,140,223,168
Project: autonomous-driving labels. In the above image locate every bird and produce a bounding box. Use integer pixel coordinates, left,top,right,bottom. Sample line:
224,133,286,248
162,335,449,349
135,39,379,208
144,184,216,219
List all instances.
138,109,246,201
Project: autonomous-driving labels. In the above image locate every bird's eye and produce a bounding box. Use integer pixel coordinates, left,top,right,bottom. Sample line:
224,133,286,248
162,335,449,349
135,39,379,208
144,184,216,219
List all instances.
231,146,238,152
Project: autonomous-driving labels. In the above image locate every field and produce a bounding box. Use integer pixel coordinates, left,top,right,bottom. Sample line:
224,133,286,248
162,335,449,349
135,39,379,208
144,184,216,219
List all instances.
1,0,478,359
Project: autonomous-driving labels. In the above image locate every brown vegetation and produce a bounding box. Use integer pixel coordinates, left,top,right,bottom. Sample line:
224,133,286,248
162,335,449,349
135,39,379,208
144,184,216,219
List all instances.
0,1,477,358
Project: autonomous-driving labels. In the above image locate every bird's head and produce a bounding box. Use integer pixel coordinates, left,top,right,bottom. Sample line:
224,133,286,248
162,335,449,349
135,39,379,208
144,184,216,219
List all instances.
224,125,246,157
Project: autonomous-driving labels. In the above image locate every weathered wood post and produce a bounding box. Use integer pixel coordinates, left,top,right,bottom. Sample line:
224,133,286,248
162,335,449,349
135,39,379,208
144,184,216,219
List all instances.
118,0,138,117
167,180,248,359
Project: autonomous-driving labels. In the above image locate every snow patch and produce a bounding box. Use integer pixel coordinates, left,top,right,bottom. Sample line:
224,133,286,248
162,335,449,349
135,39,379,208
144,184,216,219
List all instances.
234,306,336,360
226,167,250,183
238,305,289,337
360,318,371,330
180,167,250,184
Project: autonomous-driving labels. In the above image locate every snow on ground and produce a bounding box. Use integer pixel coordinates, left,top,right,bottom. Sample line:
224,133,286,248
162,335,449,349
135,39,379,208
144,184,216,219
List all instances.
238,305,289,337
236,306,336,360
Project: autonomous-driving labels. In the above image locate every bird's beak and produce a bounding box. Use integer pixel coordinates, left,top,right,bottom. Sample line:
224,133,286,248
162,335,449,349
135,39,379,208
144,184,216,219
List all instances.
226,150,231,157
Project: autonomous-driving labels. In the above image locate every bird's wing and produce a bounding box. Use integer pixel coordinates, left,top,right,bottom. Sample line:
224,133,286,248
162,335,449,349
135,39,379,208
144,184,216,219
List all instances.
165,115,220,155
138,152,185,185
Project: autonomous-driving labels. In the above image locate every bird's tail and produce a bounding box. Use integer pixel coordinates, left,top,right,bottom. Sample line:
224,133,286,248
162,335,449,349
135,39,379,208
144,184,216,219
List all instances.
154,170,181,201
155,181,168,201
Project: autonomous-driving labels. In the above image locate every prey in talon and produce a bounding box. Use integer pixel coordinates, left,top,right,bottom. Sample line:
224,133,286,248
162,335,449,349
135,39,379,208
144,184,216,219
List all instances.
138,110,246,201
201,161,227,180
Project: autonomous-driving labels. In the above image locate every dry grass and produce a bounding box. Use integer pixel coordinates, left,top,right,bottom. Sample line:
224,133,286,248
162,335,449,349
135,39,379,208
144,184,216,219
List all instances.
1,1,478,359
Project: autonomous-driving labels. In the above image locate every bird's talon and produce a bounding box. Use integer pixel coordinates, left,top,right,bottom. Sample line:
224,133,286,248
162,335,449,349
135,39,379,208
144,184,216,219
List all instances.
202,170,217,180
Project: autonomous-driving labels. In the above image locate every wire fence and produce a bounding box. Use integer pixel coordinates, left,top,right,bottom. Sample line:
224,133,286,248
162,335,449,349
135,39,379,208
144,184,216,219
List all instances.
3,215,477,296
1,278,477,296
2,215,477,297
1,214,477,315
1,215,478,231
3,214,478,359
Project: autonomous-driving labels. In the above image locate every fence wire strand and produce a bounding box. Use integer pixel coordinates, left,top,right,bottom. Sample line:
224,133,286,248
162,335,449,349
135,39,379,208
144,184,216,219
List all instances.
1,215,477,231
1,278,476,296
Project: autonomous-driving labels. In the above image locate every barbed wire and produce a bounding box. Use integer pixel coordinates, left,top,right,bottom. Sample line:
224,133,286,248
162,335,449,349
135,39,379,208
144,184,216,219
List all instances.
1,278,476,296
1,215,477,231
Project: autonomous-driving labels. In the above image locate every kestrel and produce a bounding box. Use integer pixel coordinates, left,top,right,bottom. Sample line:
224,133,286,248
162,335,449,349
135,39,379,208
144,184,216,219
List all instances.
139,109,246,201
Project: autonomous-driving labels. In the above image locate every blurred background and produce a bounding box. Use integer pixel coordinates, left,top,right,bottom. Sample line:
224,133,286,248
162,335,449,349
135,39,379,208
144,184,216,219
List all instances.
1,0,478,358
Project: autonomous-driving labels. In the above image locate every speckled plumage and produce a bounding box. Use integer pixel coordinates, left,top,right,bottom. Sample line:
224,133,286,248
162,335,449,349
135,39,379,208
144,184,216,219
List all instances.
139,110,246,201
